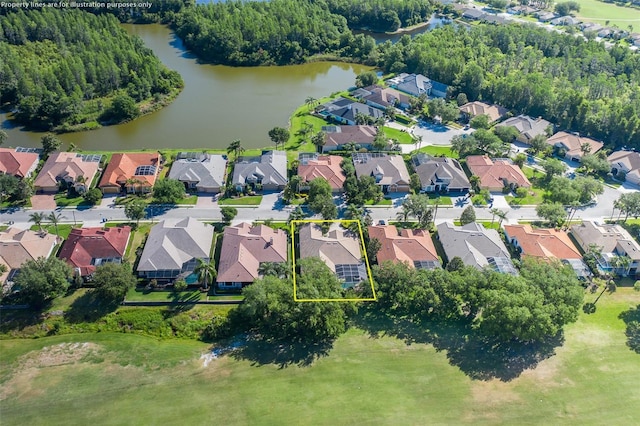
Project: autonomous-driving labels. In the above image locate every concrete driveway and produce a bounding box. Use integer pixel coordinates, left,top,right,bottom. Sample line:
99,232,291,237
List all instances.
30,194,56,210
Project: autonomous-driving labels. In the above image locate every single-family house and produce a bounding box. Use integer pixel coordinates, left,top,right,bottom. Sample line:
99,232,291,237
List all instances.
536,11,557,22
321,125,377,152
608,150,640,186
217,222,287,288
507,5,537,15
462,8,486,20
99,152,161,194
298,154,345,193
459,101,508,123
368,225,440,269
352,85,412,111
387,73,449,99
34,152,101,193
168,152,227,193
58,226,131,279
482,14,510,25
436,222,517,274
353,153,410,193
298,222,367,286
581,22,603,34
412,153,470,194
630,33,640,47
546,131,603,162
137,218,213,282
317,97,384,125
466,155,531,191
550,16,580,26
496,115,551,144
0,228,59,290
503,224,590,277
0,148,39,179
571,221,640,278
232,150,288,191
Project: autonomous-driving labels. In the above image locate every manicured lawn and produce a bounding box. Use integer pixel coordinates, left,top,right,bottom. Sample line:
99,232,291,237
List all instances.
382,126,414,144
115,194,197,206
124,223,151,263
505,186,547,206
125,287,206,302
29,224,76,239
54,193,91,207
427,195,454,205
575,0,640,29
364,198,393,206
416,145,458,158
287,99,332,152
218,195,263,206
1,288,639,425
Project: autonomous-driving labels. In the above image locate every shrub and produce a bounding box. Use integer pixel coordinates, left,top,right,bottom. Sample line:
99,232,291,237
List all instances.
516,187,528,198
173,279,188,292
634,281,640,292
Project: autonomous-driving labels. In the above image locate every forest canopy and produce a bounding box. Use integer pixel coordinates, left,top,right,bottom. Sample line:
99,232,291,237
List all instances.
0,8,183,131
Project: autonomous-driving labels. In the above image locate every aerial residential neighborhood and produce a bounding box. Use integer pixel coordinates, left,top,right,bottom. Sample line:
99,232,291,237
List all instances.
1,1,639,424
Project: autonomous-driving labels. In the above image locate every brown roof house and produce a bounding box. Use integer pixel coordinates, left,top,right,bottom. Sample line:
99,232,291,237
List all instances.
217,222,288,289
298,154,345,193
546,132,603,162
504,224,590,278
368,225,440,269
459,101,508,123
298,222,368,286
412,153,470,194
496,115,551,144
353,153,410,193
58,226,131,279
99,152,161,194
571,221,640,278
137,218,213,282
0,228,59,291
466,155,531,191
608,150,640,186
0,148,39,178
353,85,412,110
34,152,101,193
321,125,377,153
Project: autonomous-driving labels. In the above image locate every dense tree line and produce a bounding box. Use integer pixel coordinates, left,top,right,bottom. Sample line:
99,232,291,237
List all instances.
324,0,434,32
373,257,584,342
171,0,371,66
376,24,640,149
0,8,183,130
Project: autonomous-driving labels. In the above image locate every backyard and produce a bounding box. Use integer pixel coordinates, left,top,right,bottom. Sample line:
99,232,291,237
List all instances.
1,288,638,425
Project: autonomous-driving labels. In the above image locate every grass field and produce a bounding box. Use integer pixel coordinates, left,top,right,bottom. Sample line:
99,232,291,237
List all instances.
382,126,414,144
416,145,458,158
575,0,640,30
218,195,263,206
1,289,638,425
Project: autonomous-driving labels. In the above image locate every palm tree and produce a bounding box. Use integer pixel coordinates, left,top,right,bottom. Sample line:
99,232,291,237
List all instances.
227,139,244,162
469,175,481,192
489,207,501,227
345,204,364,221
258,262,279,278
47,211,64,238
311,131,326,153
495,209,508,227
580,142,592,156
68,142,77,152
29,212,46,233
305,96,317,109
610,255,631,277
287,206,306,223
566,200,581,228
194,258,216,291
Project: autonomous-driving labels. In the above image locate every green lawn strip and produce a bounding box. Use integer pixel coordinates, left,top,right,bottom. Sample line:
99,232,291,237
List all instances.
29,224,75,239
1,289,639,425
115,194,197,206
125,287,206,302
382,126,414,144
364,198,392,206
505,185,547,206
416,145,458,158
218,195,262,206
124,223,151,263
54,192,91,207
575,0,640,29
427,195,454,205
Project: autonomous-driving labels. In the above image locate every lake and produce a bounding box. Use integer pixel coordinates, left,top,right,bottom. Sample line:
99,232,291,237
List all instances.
0,24,370,151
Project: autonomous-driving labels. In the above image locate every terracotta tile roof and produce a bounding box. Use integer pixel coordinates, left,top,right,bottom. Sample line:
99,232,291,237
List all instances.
217,223,287,283
504,225,581,260
466,155,531,190
547,131,603,159
368,225,440,268
0,148,39,178
35,152,100,190
459,101,508,123
58,226,131,276
99,152,160,189
298,155,345,191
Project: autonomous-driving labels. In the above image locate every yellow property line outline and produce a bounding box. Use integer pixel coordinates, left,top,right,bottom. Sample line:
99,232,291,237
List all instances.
290,219,377,302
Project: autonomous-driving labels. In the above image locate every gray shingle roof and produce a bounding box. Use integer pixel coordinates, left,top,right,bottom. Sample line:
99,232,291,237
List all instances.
232,150,288,187
137,218,213,272
413,155,470,191
353,154,410,186
169,154,227,191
